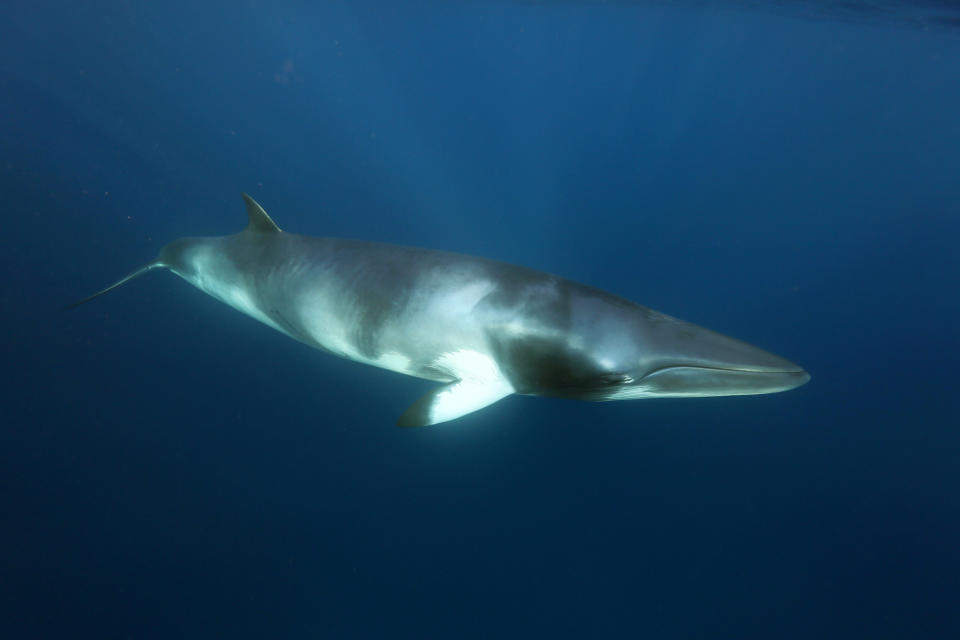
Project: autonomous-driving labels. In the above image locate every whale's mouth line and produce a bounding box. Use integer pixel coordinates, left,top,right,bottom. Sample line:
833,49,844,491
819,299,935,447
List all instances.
642,364,808,378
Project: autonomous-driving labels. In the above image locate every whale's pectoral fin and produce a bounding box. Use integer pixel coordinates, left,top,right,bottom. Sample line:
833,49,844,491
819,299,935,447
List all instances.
397,378,513,427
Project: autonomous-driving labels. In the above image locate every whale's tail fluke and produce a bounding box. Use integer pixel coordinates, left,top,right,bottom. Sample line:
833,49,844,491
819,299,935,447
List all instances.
64,262,164,311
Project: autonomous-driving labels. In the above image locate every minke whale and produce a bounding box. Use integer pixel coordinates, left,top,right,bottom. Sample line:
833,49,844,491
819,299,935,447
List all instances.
70,194,809,426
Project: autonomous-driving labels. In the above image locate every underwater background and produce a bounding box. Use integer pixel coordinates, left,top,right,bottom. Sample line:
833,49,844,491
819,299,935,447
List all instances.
2,1,959,637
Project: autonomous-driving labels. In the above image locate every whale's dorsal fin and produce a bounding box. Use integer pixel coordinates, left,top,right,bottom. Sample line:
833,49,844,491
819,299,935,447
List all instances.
242,193,281,233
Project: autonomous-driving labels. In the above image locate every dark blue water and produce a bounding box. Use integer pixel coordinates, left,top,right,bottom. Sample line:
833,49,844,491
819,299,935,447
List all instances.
3,1,959,638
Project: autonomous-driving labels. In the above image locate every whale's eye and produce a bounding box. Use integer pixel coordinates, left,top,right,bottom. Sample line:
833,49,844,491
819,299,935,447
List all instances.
597,372,630,386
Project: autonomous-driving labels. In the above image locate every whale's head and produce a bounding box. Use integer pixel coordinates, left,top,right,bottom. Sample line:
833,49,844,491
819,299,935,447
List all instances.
602,307,809,400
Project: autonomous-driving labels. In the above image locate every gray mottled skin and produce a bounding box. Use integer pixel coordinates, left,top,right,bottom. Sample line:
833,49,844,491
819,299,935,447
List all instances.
73,195,809,426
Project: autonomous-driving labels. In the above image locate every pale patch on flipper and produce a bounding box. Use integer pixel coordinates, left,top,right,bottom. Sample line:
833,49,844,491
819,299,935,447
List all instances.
397,379,513,427
397,349,514,427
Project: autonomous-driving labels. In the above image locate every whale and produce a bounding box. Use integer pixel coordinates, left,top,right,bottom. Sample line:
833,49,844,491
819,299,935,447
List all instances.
70,194,809,426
